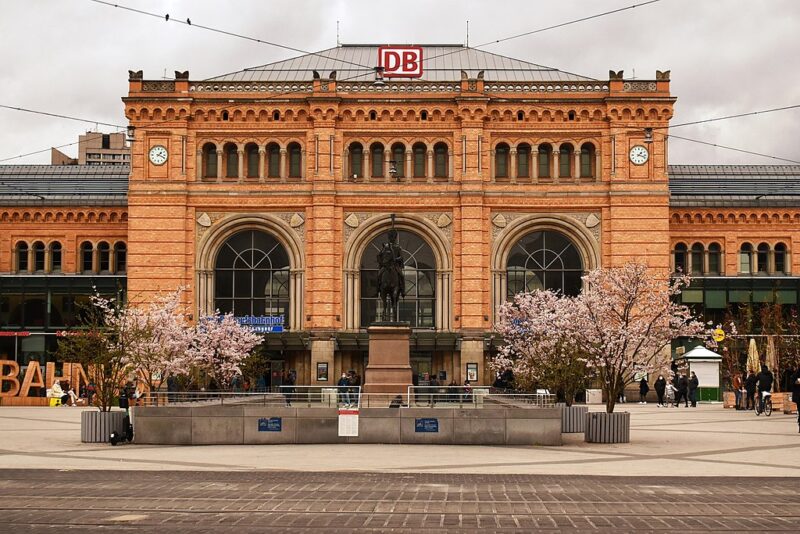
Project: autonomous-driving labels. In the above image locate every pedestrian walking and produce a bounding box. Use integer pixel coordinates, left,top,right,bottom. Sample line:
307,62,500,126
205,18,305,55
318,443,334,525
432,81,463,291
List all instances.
665,382,676,407
745,371,757,410
654,374,667,407
688,371,699,407
676,373,689,407
639,376,650,404
790,367,800,433
732,372,743,410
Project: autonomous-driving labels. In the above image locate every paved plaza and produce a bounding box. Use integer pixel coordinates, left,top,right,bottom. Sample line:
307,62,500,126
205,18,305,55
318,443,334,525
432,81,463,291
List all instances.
1,404,798,532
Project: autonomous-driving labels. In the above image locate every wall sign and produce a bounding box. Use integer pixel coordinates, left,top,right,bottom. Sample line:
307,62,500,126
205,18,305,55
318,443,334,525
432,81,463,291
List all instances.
338,408,359,437
235,315,284,333
378,46,423,78
415,418,439,433
258,417,282,432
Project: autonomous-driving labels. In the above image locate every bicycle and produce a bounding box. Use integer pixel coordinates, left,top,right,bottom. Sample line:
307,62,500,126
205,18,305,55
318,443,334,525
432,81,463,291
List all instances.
755,391,772,417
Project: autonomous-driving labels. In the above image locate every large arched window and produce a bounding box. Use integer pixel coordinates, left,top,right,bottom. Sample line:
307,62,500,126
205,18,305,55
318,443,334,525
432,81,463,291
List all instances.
690,243,704,275
266,143,280,178
114,242,127,273
756,242,769,274
775,243,787,274
739,243,753,274
507,230,583,297
559,144,573,178
32,241,45,272
80,241,93,273
98,242,111,273
434,142,448,178
580,142,596,178
349,142,363,179
538,144,552,178
287,142,302,178
708,242,722,275
214,230,291,320
15,241,28,272
50,241,62,273
391,143,406,178
412,142,426,178
360,230,436,328
517,143,531,179
673,243,687,273
245,143,259,178
371,142,384,178
202,143,217,178
224,143,238,178
495,143,509,178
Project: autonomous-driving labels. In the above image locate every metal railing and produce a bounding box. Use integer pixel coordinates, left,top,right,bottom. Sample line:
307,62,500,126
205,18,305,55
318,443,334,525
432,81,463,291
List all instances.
406,386,555,408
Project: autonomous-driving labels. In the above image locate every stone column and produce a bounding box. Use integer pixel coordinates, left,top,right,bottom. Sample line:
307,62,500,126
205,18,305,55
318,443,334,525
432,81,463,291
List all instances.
510,148,517,183
258,148,266,181
573,150,581,181
215,150,223,182
237,148,245,182
343,149,349,180
405,150,412,181
384,149,391,182
426,149,433,183
44,247,51,274
196,150,203,180
301,149,307,180
364,149,370,180
92,246,99,274
109,248,116,274
595,149,602,181
489,149,495,180
532,144,539,182
279,148,287,182
553,150,560,183
448,149,454,180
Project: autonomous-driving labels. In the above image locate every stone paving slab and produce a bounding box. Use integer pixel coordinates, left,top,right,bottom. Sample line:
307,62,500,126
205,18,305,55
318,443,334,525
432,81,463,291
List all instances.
0,470,798,532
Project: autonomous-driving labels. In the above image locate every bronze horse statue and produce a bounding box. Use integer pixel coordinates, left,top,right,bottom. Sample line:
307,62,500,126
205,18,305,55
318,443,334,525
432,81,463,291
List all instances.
376,228,405,322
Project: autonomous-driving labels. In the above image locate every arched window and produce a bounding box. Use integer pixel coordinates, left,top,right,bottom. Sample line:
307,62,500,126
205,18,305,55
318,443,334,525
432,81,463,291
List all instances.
517,111,524,121
757,243,769,274
690,243,704,275
517,143,531,178
369,110,377,121
434,142,448,178
266,143,280,178
580,143,596,178
272,110,280,121
420,110,428,121
224,143,238,178
50,241,62,273
708,242,722,275
32,241,45,272
559,144,573,178
80,241,93,273
739,243,753,274
495,143,509,178
360,230,436,328
673,243,687,273
287,142,302,178
349,142,363,179
98,242,110,273
245,143,259,178
214,229,290,320
202,143,217,178
370,142,384,178
538,144,552,178
114,242,127,273
15,241,28,272
412,142,426,178
507,230,584,297
391,143,405,178
775,243,787,274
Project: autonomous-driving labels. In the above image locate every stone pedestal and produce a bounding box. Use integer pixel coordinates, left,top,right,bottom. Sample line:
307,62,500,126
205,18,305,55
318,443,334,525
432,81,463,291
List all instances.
364,324,412,394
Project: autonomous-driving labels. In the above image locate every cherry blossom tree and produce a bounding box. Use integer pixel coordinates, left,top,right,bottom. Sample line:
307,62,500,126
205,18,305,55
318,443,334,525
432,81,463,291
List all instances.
573,263,705,413
493,290,591,405
186,311,262,390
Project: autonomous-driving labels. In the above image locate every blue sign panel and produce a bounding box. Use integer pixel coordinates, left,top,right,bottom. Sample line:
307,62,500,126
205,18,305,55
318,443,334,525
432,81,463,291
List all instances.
236,315,285,333
258,417,282,432
415,418,439,433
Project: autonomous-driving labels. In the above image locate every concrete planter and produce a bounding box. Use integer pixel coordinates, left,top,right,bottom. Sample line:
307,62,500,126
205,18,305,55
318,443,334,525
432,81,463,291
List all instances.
81,410,126,443
557,403,588,433
584,411,630,444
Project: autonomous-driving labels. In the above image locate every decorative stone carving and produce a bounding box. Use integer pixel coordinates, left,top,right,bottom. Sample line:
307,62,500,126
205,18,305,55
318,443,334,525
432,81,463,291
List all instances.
196,211,305,245
436,213,452,228
622,81,657,92
491,212,601,242
492,213,507,228
196,212,211,227
344,213,360,228
585,213,600,228
290,213,304,228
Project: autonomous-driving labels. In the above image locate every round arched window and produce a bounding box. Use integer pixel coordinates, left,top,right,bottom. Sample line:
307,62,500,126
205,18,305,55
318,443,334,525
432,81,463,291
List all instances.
214,230,290,322
507,230,583,296
360,230,436,328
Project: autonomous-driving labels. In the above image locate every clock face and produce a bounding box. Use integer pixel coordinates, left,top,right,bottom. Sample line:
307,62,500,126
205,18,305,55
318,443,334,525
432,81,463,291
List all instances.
629,145,649,165
148,145,168,165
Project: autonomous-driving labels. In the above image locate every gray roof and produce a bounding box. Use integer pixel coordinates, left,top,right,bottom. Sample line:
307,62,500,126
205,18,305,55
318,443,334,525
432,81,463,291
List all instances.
208,44,596,83
0,164,129,206
669,165,800,207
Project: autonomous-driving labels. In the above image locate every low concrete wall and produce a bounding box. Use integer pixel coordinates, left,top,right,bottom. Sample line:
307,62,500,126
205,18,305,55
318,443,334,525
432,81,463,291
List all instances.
133,405,561,446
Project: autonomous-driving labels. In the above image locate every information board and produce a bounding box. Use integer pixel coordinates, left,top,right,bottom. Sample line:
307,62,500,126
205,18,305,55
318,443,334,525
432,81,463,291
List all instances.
338,408,359,437
258,417,282,432
415,418,439,433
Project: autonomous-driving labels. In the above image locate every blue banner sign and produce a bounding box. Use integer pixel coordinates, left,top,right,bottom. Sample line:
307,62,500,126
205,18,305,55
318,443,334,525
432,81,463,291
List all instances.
258,417,282,432
236,315,284,333
415,418,439,433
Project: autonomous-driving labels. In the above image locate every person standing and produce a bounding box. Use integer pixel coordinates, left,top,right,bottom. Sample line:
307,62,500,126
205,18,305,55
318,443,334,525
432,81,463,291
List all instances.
756,364,774,414
639,376,650,404
744,371,757,410
688,371,699,407
790,367,800,433
654,374,667,407
337,373,351,406
676,373,689,407
732,372,743,410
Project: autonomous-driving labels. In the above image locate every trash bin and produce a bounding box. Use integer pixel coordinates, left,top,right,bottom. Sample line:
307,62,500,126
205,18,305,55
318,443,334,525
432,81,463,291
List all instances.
586,389,602,405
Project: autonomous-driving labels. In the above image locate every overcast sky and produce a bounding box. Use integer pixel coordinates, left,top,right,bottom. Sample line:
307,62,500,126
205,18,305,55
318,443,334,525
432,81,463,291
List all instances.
1,0,798,165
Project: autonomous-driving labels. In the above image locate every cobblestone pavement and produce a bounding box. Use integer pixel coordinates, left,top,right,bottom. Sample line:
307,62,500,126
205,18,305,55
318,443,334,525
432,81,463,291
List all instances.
1,470,798,532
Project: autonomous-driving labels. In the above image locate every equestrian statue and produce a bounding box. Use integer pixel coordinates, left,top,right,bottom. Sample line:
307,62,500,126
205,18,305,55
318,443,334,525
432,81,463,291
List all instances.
376,216,406,322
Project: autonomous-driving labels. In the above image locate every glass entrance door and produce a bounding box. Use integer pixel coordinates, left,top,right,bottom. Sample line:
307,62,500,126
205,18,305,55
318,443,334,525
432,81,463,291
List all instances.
410,352,432,383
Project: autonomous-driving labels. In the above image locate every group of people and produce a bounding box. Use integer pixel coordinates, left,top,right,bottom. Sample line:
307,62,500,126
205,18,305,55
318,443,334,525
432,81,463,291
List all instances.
48,379,95,406
731,365,776,413
635,371,700,408
336,370,362,407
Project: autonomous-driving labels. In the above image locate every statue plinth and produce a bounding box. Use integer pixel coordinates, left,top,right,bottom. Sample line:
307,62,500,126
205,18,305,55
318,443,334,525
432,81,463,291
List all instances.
364,323,412,394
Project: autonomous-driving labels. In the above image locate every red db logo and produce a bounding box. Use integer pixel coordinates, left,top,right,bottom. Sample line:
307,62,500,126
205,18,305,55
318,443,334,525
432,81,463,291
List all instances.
378,46,423,78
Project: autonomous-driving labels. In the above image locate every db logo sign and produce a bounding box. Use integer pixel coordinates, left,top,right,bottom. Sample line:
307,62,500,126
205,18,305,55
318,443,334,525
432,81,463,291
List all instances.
378,46,423,78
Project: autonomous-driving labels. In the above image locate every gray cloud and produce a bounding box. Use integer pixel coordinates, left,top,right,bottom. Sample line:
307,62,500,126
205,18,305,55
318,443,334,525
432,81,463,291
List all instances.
1,0,798,165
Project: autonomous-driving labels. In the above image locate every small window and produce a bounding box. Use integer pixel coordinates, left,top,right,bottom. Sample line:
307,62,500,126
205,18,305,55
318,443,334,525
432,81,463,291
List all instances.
98,242,110,273
708,243,721,275
80,242,93,273
580,143,595,178
391,143,405,178
517,111,524,121
245,143,259,178
434,143,448,178
114,242,127,273
412,143,426,178
369,111,377,121
15,241,28,272
272,110,280,121
288,143,302,178
225,143,238,178
538,144,552,178
674,243,687,273
101,134,110,149
33,242,45,272
568,111,576,121
267,143,280,178
349,143,363,178
495,143,509,178
420,110,428,121
203,143,217,178
757,243,769,274
690,243,704,275
517,144,531,178
775,243,787,274
221,111,229,121
50,242,62,273
739,243,753,274
371,143,384,178
559,145,573,178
